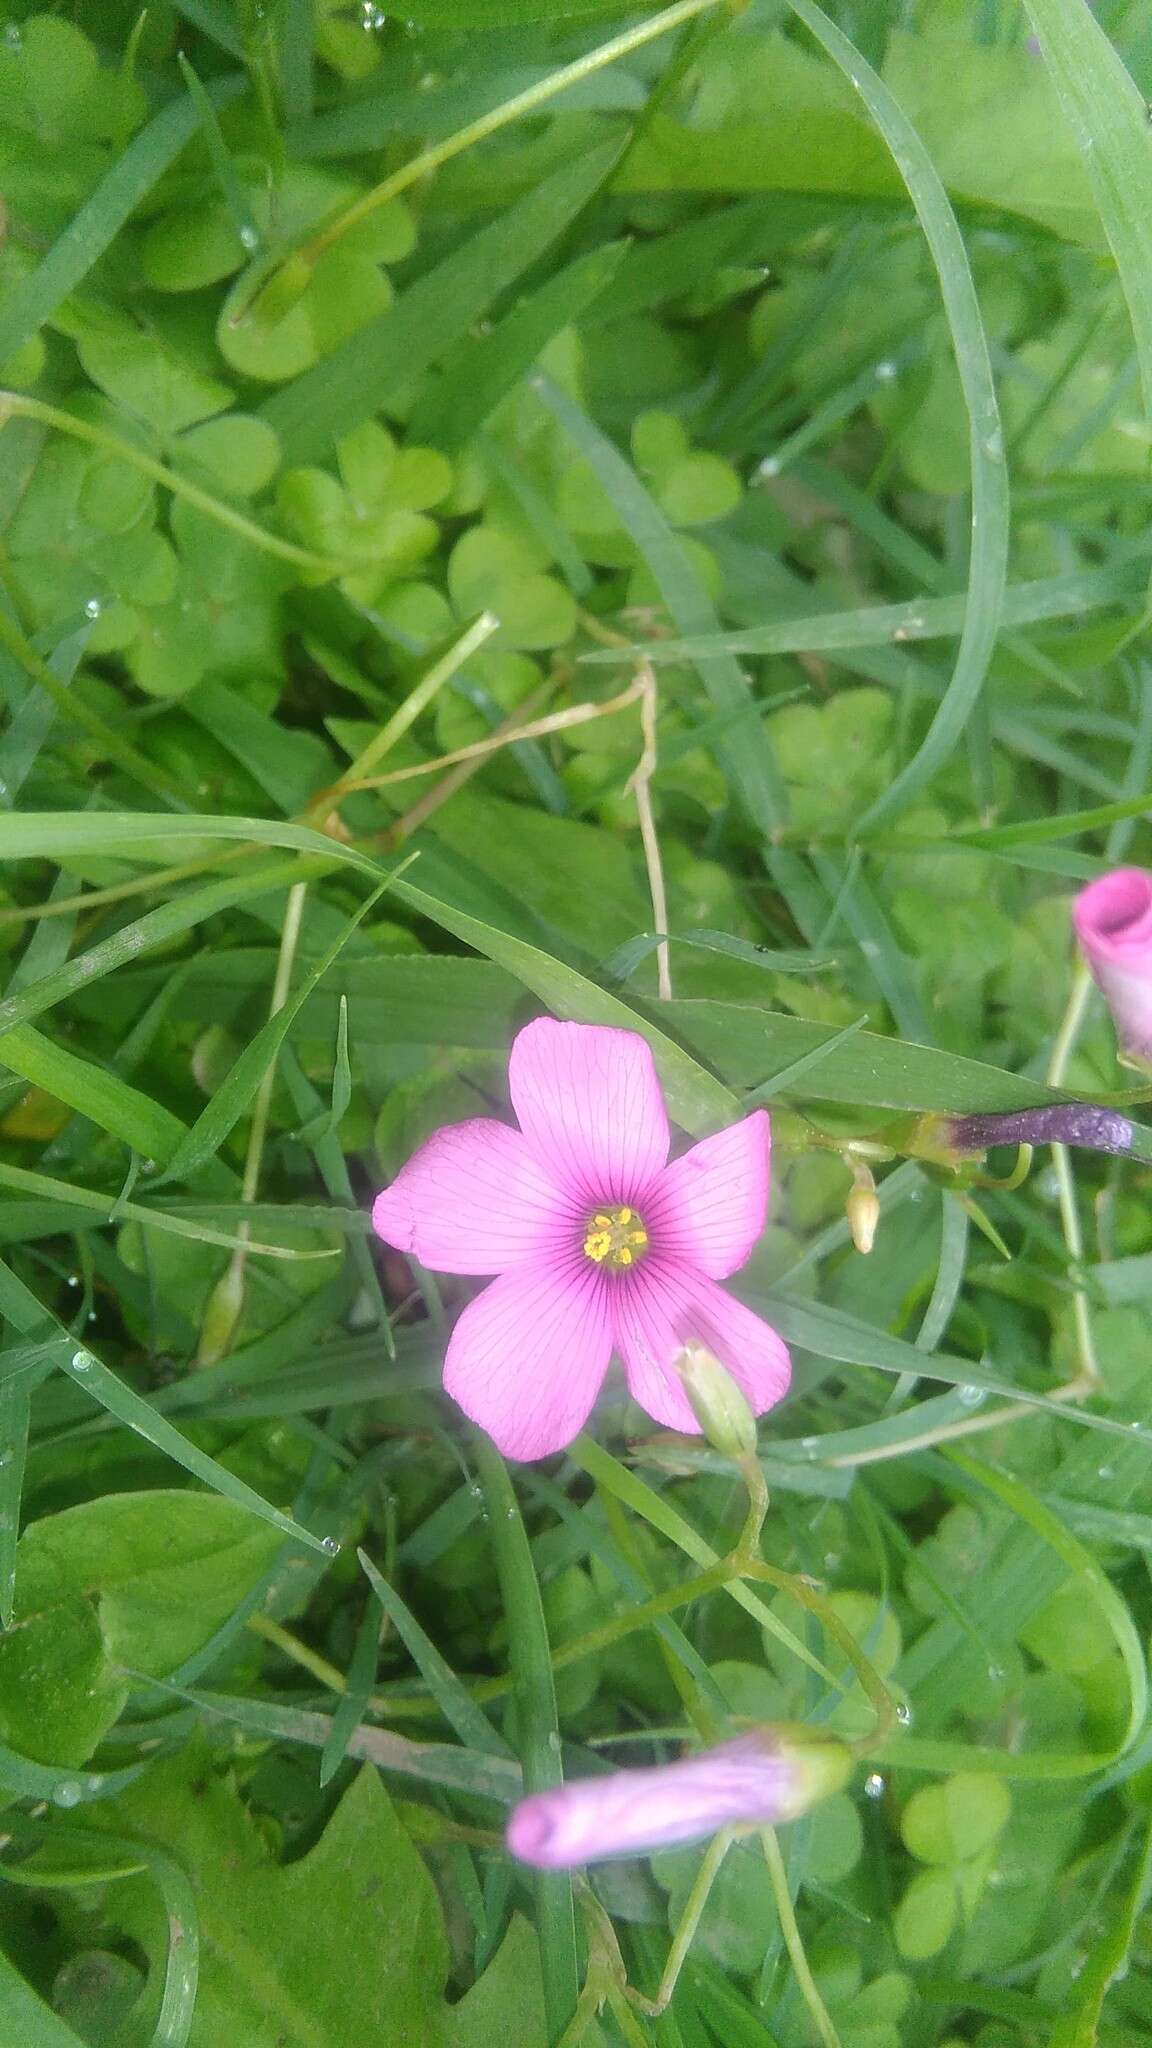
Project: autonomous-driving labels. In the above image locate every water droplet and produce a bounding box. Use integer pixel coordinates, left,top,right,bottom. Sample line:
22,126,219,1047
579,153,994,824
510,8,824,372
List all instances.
895,1700,913,1726
54,1781,82,1808
66,1274,79,1288
547,1730,562,1753
864,1772,886,1799
822,1552,841,1572
320,1535,341,1557
4,24,22,47
84,597,102,620
987,1662,1006,1684
362,0,387,24
756,455,781,479
239,224,259,252
799,1435,820,1457
957,1384,986,1408
86,1775,104,1793
983,428,1004,461
875,359,898,381
1097,1464,1114,1482
70,1350,92,1372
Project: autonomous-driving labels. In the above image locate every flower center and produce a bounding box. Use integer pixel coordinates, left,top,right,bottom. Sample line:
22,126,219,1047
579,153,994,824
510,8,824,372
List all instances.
583,1204,649,1270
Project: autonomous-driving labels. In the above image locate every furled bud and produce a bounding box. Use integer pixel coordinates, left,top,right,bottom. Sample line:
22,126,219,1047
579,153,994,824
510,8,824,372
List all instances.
674,1341,758,1460
506,1725,853,1869
947,1103,1135,1160
846,1165,880,1254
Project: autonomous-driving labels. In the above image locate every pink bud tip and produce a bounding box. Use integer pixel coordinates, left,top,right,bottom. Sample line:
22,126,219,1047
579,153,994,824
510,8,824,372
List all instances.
1073,868,1152,1062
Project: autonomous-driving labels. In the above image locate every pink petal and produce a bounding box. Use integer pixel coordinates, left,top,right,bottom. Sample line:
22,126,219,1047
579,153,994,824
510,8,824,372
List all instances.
443,1259,613,1459
372,1119,575,1275
508,1018,669,1203
647,1112,770,1279
613,1263,791,1433
1073,867,1152,1059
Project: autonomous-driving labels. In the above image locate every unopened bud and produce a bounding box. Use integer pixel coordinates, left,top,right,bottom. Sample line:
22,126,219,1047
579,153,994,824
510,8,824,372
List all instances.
197,1258,246,1366
506,1723,853,1868
675,1341,758,1459
846,1166,880,1254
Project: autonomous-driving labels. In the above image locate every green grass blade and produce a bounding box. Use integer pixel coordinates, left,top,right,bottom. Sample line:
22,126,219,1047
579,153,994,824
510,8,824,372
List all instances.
0,1949,89,2048
949,1450,1148,1762
0,1026,189,1160
407,239,629,448
393,872,738,1132
0,1163,335,1261
781,0,1009,829
577,559,1143,665
473,1437,578,2042
535,375,787,832
1024,0,1152,418
154,880,393,1187
319,1596,384,1789
0,625,89,805
59,1346,335,1552
0,860,332,1042
0,80,244,365
358,1546,515,1758
260,142,622,461
0,811,386,881
0,1254,331,1555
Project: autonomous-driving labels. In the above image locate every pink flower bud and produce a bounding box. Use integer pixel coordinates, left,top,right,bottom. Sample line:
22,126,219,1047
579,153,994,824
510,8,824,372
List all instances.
1073,868,1152,1064
505,1728,852,1869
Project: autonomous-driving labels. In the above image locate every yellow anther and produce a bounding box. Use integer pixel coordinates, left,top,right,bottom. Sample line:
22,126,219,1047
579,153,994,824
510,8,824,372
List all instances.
583,1204,649,1269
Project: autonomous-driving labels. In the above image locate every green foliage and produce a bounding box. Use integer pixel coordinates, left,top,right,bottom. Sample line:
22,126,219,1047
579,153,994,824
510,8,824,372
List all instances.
2,0,1152,2040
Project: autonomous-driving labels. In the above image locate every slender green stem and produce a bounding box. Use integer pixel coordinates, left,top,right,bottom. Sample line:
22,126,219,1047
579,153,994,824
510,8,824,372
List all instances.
474,1435,578,2044
197,880,309,1363
632,1827,735,2016
1046,962,1101,1392
761,1828,842,2048
0,391,346,576
237,0,727,325
326,612,501,804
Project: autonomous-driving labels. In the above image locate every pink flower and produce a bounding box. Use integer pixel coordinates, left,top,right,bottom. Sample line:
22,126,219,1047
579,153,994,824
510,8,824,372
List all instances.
372,1018,790,1460
1073,868,1152,1062
506,1730,851,1868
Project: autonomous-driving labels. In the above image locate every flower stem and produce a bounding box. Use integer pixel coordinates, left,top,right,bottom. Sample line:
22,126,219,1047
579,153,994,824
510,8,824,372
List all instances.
1047,962,1102,1394
474,1435,578,2044
761,1827,843,2048
631,1826,736,2015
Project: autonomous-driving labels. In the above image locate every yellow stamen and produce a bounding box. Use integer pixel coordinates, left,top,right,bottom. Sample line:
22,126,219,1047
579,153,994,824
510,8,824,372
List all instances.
583,1203,649,1269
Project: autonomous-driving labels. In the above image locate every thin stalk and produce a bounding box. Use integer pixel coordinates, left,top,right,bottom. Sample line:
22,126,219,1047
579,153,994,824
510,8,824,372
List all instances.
474,1435,578,2044
197,881,308,1364
236,0,729,326
631,1828,735,2015
629,661,672,1000
761,1828,842,2048
312,612,501,819
1047,962,1101,1393
0,391,347,576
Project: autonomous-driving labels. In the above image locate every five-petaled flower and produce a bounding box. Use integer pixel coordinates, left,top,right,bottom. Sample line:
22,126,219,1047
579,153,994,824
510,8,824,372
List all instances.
372,1017,790,1460
505,1728,851,1868
1074,867,1152,1065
